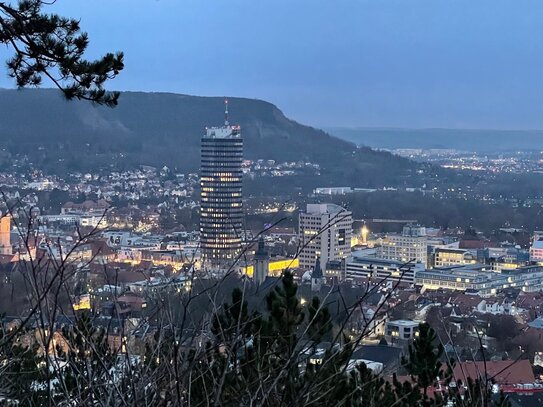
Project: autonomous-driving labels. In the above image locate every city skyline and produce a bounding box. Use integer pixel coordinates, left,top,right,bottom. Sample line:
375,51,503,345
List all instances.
2,2,543,405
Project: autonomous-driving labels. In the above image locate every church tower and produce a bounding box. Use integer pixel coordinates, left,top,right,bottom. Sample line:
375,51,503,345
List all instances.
311,256,325,292
253,236,269,284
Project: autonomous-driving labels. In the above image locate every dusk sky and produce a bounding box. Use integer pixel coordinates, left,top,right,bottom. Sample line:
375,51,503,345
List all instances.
3,0,543,129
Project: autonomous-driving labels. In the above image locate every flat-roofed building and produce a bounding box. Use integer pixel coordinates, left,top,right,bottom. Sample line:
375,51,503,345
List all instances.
298,203,352,271
434,248,477,268
378,224,427,266
416,264,543,295
385,320,420,340
345,255,418,285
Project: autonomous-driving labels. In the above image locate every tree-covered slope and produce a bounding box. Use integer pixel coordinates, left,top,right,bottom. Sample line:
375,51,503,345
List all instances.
0,88,423,188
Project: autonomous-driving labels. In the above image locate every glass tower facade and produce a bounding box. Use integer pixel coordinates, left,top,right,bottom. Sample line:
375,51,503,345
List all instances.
200,124,243,264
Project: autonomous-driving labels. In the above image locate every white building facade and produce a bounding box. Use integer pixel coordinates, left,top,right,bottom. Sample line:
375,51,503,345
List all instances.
345,255,418,285
378,225,428,266
298,204,352,271
530,232,543,262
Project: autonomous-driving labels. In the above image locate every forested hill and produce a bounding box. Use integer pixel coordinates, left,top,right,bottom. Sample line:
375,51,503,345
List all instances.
0,88,421,188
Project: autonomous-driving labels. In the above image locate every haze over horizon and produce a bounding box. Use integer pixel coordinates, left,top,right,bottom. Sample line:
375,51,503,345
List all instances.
3,0,543,130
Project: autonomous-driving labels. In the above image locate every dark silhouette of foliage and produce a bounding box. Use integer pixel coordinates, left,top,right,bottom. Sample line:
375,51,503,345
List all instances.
0,269,518,406
55,313,118,402
0,0,123,106
402,323,446,397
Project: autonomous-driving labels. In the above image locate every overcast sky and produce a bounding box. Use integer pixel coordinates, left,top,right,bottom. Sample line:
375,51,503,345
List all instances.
2,0,543,129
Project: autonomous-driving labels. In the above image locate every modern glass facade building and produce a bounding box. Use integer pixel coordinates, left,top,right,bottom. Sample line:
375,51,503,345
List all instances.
200,120,243,264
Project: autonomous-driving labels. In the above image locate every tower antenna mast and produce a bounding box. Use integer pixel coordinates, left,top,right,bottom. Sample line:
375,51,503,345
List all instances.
224,97,229,126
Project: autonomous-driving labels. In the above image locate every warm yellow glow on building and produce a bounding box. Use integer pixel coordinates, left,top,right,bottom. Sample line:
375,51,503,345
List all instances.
73,294,91,311
244,258,300,278
351,236,358,247
361,225,369,244
244,265,254,277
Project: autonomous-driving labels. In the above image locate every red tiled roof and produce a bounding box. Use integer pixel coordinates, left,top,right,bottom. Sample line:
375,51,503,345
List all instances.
449,293,482,314
516,293,543,309
104,268,151,284
453,360,535,386
88,240,116,256
394,359,535,398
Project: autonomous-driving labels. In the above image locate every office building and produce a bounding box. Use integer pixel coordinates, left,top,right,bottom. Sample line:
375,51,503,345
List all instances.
345,255,418,285
433,248,477,268
530,231,543,262
378,224,427,266
416,264,543,295
298,203,352,271
200,100,243,264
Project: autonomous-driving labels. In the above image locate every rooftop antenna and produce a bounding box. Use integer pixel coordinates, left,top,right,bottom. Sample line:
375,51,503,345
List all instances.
224,97,229,126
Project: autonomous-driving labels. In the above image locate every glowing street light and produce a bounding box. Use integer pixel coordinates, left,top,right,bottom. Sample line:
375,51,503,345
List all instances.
361,224,369,245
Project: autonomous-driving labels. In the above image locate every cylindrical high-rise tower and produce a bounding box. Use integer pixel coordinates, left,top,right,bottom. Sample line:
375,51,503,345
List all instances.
199,101,243,265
